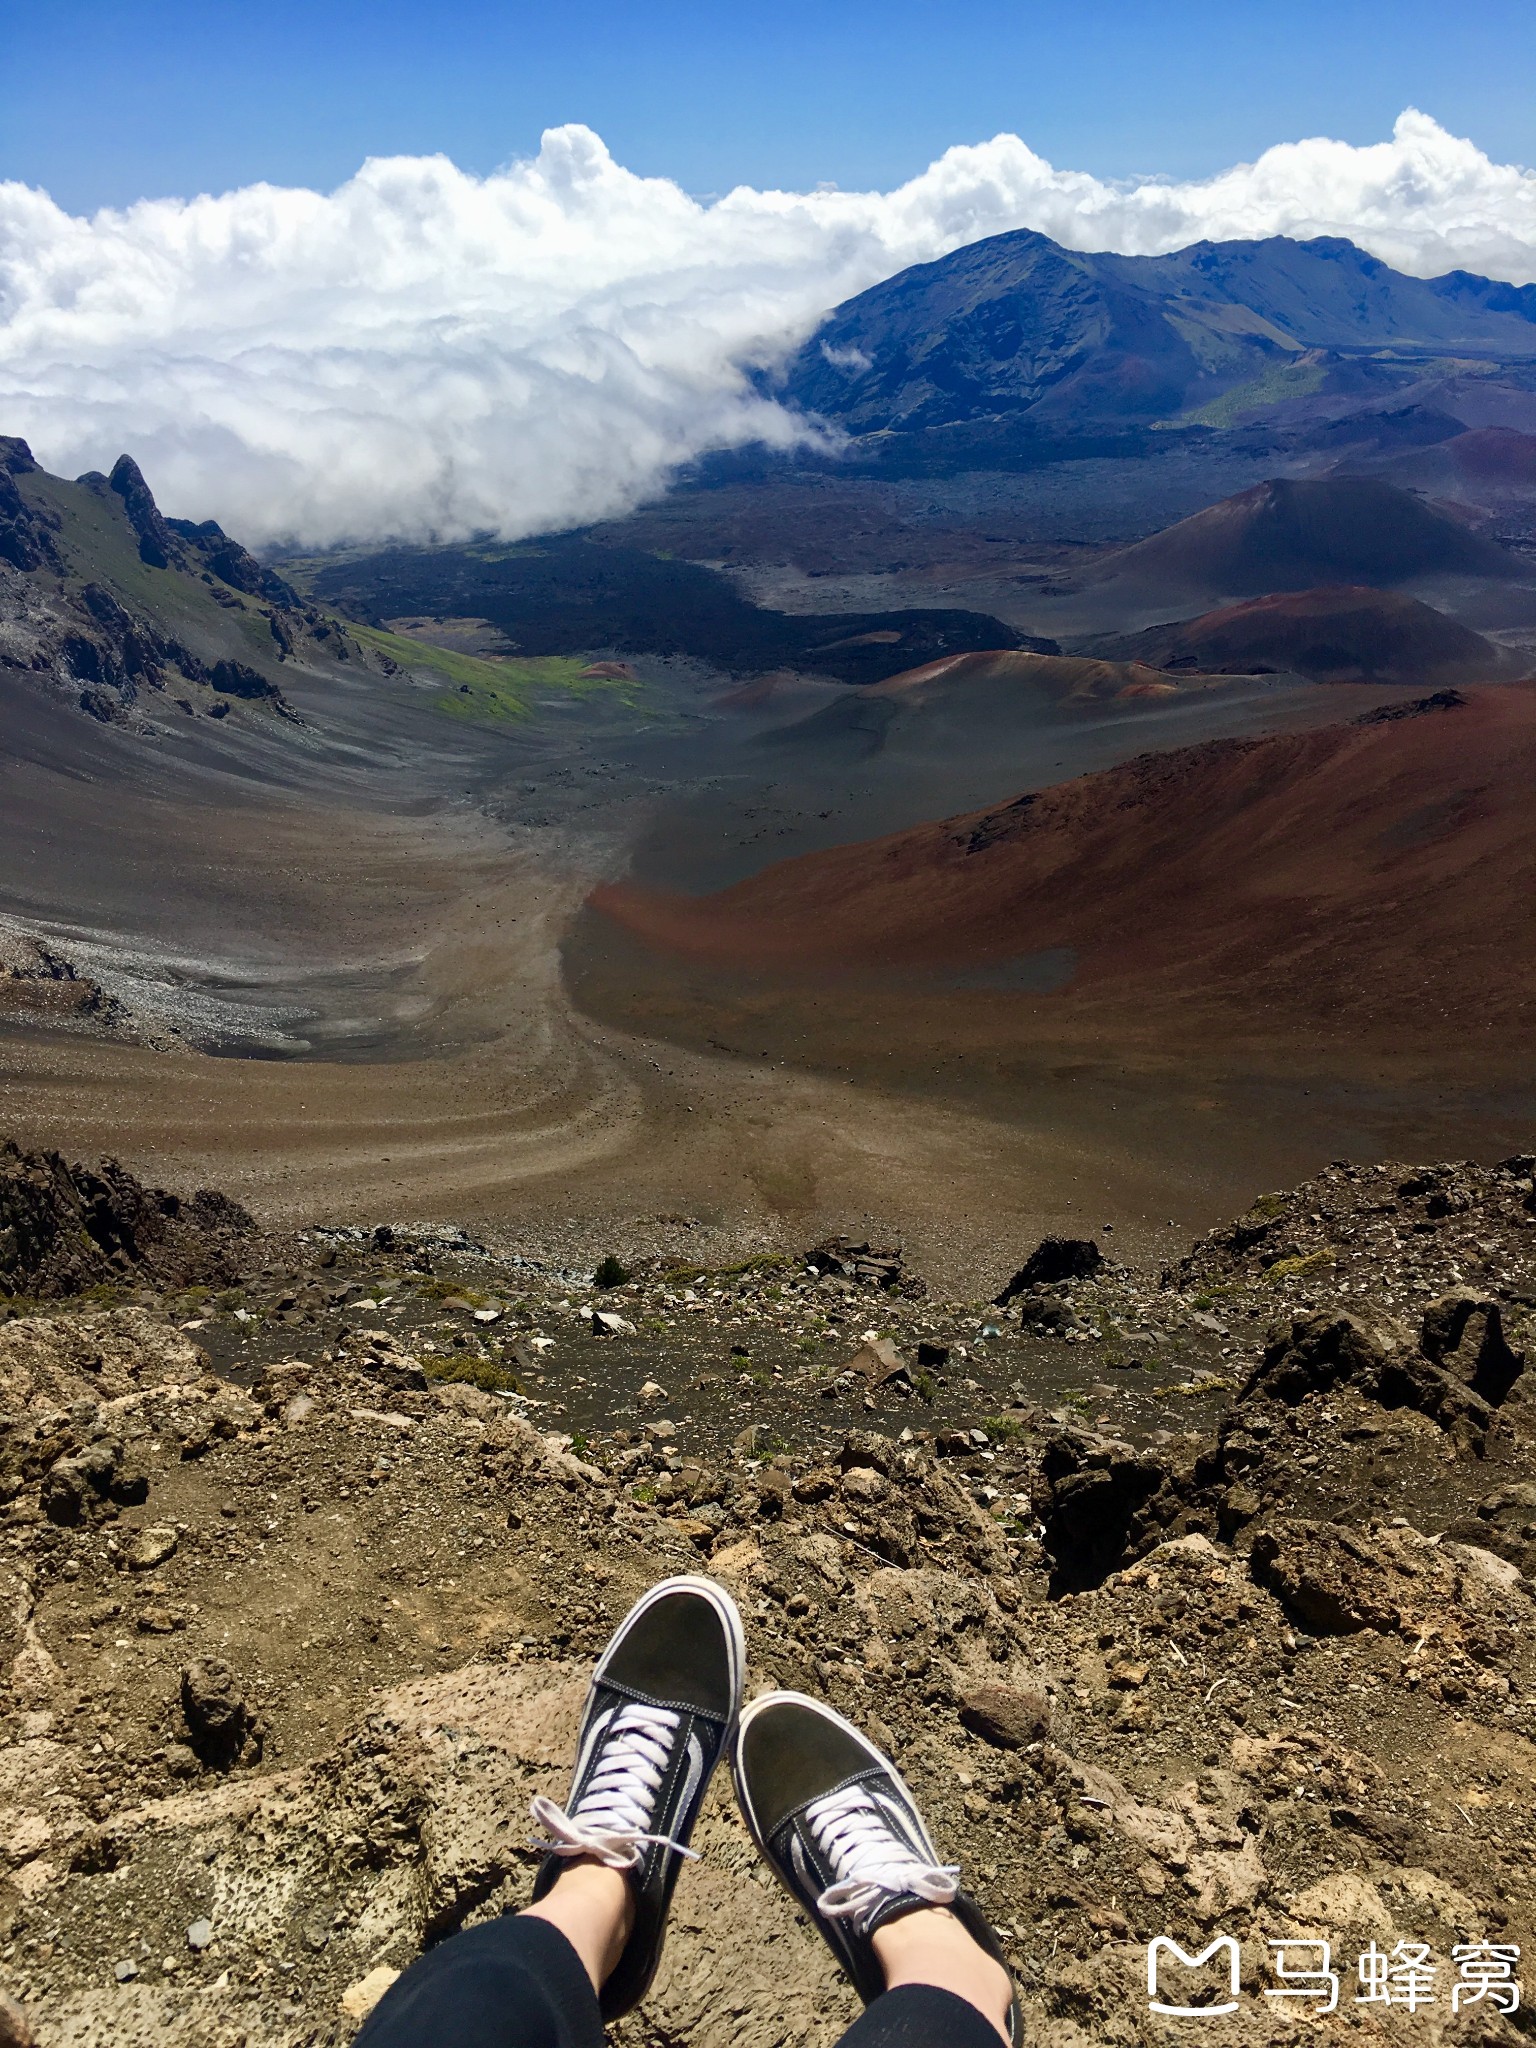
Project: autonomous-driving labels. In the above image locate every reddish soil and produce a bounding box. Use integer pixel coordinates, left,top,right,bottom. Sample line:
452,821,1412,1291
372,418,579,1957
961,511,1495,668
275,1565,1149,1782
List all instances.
1091,477,1518,594
858,649,1179,702
761,650,1200,756
1447,426,1536,483
586,684,1536,1063
1099,585,1514,687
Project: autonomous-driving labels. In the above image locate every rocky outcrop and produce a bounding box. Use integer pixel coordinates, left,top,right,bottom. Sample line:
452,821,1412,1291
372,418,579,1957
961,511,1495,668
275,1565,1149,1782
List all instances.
0,441,369,727
1237,1299,1525,1451
1249,1517,1525,1652
0,1140,254,1300
180,1657,259,1768
803,1237,924,1298
209,657,285,706
0,439,63,575
107,456,179,571
1038,1289,1531,1591
1035,1432,1189,1590
0,928,128,1033
994,1237,1102,1306
164,517,302,608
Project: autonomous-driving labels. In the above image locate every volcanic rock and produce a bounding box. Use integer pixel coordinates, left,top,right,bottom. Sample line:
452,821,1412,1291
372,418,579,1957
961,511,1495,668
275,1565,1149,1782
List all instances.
0,452,63,574
959,1682,1052,1749
0,1137,254,1298
1036,1431,1185,1590
805,1237,919,1294
180,1656,254,1767
995,1238,1102,1304
1420,1294,1525,1405
843,1336,910,1389
108,455,180,570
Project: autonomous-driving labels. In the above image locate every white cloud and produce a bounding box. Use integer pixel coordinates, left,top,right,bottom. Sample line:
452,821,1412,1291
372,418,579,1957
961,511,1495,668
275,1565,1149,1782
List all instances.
1,110,1533,548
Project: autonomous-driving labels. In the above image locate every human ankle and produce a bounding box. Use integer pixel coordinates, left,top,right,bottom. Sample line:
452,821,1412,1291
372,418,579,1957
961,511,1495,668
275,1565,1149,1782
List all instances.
521,1859,636,1993
871,1907,1012,2042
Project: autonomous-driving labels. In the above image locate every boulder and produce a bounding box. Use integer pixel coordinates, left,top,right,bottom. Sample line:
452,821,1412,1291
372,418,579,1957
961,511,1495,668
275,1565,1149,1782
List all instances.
959,1683,1052,1749
1241,1311,1394,1405
124,1524,178,1571
1420,1295,1525,1405
994,1238,1102,1305
842,1336,910,1389
1249,1521,1405,1634
1036,1431,1185,1590
180,1656,253,1767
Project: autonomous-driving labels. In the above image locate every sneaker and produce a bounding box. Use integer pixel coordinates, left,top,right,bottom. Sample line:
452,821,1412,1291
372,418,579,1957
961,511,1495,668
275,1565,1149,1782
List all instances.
734,1691,1019,2041
529,1575,744,2018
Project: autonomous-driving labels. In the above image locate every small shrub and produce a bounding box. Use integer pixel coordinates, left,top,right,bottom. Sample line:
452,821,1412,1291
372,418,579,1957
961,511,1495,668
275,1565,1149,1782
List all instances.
424,1355,521,1394
593,1255,630,1289
1264,1247,1336,1283
415,1277,489,1306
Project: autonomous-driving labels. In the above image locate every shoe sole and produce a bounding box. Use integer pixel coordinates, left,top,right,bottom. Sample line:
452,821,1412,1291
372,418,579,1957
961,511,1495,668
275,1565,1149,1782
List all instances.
593,1573,747,1729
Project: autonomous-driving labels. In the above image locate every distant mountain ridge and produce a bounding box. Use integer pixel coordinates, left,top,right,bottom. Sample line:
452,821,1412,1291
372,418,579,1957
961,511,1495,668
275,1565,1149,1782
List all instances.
779,230,1536,439
0,435,369,730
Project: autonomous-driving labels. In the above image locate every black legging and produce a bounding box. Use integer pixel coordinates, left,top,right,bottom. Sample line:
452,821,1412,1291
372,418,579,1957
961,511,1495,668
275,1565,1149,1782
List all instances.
356,1914,1000,2048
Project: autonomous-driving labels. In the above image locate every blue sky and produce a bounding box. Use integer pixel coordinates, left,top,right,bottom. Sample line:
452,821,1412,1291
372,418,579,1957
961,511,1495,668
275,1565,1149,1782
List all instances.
3,0,1533,212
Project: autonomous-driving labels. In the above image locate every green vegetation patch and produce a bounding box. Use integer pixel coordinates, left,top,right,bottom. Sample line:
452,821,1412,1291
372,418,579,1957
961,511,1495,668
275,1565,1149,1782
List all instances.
423,1354,522,1394
1183,358,1328,430
982,1414,1027,1441
413,1277,495,1308
347,623,638,724
1265,1247,1338,1282
658,1254,791,1288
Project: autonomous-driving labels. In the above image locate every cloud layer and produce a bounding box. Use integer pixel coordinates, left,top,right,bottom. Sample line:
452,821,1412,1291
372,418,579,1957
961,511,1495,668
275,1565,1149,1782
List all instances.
2,111,1534,548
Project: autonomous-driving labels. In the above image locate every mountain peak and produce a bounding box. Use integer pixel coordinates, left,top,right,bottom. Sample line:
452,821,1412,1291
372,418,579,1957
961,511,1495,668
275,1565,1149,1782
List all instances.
779,227,1536,442
108,451,177,568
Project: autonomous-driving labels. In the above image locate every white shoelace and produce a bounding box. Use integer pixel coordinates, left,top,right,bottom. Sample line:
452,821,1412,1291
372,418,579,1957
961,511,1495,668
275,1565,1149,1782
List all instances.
807,1786,960,1933
530,1702,700,1872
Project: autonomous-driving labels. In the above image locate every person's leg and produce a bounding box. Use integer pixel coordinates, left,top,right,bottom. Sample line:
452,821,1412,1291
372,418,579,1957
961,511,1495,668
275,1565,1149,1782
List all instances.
837,1982,1008,2048
734,1692,1018,2045
361,1575,743,2045
871,1907,1015,2039
354,1913,603,2048
521,1860,633,1993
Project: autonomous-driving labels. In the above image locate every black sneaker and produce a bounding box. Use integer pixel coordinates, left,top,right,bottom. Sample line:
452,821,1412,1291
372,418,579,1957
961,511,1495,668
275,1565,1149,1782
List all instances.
529,1575,744,2018
734,1690,1020,2042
